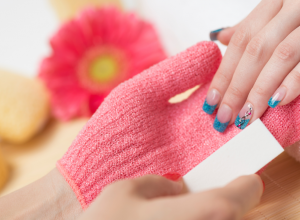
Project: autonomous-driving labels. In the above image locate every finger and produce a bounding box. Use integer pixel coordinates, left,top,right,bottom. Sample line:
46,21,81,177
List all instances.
243,26,300,126
218,25,238,46
276,63,300,106
130,175,183,199
221,174,264,218
220,2,300,129
204,0,282,115
213,23,240,46
156,174,263,220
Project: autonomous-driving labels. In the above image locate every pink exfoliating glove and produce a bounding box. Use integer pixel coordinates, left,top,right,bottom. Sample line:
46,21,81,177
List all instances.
57,41,300,209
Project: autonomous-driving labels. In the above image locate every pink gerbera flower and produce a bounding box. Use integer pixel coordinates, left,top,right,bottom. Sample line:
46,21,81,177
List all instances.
39,6,167,121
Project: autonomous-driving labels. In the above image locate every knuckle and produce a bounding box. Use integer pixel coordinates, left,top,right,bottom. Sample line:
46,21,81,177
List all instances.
215,70,232,85
275,42,295,61
245,36,265,59
227,85,244,99
230,25,252,49
252,84,268,97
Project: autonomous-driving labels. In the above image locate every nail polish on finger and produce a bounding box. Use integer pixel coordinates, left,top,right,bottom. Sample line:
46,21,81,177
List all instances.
235,103,253,130
213,104,232,133
202,89,221,114
163,173,182,181
268,87,286,108
210,28,225,41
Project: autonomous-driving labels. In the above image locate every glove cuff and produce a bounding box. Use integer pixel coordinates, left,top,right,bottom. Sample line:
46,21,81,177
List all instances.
56,161,88,210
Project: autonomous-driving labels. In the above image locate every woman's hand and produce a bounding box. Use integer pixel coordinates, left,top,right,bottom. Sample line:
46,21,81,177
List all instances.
78,174,264,220
205,0,300,132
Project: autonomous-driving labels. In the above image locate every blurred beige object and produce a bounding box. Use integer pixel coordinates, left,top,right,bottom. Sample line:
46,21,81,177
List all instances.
0,70,49,144
50,0,122,21
0,119,88,196
0,151,8,190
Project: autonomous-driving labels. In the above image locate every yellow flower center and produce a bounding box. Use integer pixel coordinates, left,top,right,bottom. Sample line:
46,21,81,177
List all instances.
89,54,119,83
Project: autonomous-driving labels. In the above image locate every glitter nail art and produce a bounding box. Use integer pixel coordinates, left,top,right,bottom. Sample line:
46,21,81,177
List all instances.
235,103,253,130
202,99,217,115
213,117,229,133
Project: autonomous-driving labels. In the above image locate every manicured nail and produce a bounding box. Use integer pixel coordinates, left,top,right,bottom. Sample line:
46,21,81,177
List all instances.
213,104,232,132
210,28,225,41
163,173,182,181
268,87,286,108
235,103,253,129
202,89,221,114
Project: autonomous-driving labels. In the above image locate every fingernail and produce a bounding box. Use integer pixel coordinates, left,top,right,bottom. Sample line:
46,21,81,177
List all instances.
213,104,232,132
268,87,286,108
210,28,225,41
202,89,221,114
163,173,182,181
235,103,253,129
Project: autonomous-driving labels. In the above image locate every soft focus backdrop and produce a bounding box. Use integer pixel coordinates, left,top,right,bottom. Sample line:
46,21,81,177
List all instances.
3,1,300,219
0,0,261,77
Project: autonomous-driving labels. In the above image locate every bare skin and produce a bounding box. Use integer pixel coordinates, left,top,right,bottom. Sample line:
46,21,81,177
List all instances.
0,168,82,220
79,174,264,220
208,0,300,132
0,169,263,220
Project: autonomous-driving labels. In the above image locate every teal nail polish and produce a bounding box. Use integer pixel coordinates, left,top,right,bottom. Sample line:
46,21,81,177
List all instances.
213,104,232,132
213,117,229,133
210,28,224,41
202,89,220,115
268,87,286,108
202,99,217,115
268,98,280,108
234,115,250,130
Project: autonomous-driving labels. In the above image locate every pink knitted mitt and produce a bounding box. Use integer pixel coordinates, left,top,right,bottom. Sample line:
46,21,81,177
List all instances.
57,41,300,209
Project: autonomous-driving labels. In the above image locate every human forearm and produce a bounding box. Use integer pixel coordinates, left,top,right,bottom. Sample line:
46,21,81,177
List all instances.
0,168,82,220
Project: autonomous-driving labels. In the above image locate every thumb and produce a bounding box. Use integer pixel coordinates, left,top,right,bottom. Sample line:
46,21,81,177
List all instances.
131,175,183,199
220,174,264,218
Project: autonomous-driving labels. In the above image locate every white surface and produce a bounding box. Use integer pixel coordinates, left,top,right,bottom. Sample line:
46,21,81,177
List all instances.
0,0,58,77
183,119,284,193
0,0,260,77
132,0,261,56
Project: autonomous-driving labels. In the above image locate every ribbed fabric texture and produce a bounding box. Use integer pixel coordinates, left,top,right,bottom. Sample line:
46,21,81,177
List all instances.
57,41,300,209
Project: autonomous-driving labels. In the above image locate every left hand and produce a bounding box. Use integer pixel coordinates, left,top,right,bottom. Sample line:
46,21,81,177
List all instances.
205,0,300,132
78,174,264,220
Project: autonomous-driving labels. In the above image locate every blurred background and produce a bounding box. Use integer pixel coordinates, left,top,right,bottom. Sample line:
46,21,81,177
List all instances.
0,0,261,202
0,0,261,76
5,1,300,219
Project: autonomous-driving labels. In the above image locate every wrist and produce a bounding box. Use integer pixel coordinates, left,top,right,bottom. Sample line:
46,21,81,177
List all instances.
0,168,82,219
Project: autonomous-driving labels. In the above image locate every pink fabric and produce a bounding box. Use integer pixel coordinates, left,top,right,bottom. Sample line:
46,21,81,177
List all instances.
57,41,300,209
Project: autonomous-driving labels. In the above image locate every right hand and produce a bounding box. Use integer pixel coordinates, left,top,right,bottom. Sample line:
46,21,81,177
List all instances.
79,174,264,220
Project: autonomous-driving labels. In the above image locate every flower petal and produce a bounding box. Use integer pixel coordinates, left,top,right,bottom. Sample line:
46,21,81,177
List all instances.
51,86,89,121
